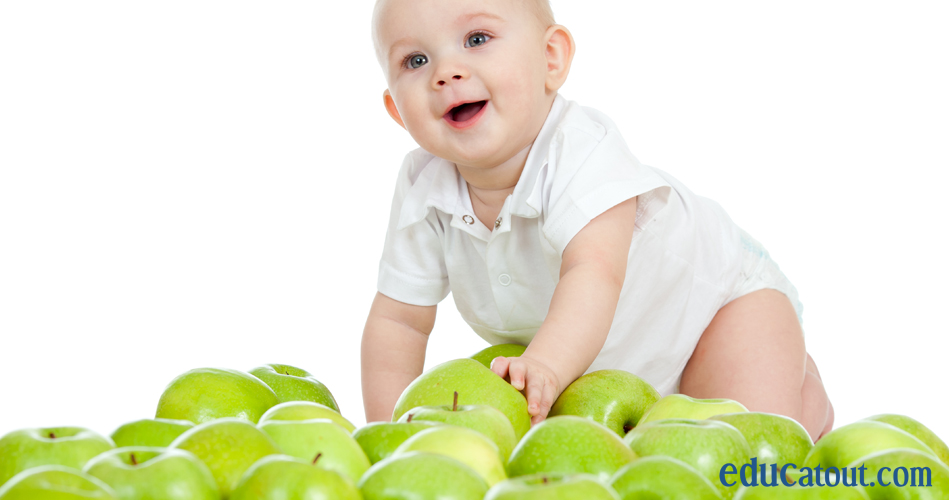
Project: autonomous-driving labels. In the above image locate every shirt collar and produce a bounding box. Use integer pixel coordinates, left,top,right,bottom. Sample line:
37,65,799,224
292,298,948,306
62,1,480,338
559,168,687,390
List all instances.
396,154,465,230
396,94,569,230
508,93,568,219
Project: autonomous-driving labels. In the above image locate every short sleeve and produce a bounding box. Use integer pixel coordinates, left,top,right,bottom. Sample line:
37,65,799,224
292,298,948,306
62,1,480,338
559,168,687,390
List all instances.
376,152,451,306
542,125,672,256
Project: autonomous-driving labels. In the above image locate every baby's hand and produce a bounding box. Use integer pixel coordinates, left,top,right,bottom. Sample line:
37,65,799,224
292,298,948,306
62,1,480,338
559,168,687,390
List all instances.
490,356,562,426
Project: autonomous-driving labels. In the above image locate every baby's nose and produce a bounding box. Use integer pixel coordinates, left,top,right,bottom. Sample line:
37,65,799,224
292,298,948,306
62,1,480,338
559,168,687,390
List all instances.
432,59,469,89
437,74,463,86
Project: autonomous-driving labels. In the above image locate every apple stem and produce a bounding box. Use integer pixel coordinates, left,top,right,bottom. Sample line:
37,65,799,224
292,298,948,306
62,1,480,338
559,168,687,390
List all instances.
623,424,634,434
48,432,56,439
312,452,322,465
130,453,138,466
407,414,414,423
453,391,458,412
542,476,549,484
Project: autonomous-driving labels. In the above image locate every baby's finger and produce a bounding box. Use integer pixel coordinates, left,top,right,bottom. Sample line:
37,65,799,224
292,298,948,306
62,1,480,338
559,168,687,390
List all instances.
490,356,510,379
538,380,557,420
508,360,527,391
525,369,546,417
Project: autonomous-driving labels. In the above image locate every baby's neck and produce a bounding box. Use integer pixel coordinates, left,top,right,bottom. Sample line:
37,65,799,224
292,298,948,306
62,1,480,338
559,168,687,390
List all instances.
457,141,532,197
458,141,533,229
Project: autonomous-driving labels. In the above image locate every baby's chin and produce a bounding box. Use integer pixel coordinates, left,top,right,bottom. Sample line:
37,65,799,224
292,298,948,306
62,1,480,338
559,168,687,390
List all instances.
436,139,533,171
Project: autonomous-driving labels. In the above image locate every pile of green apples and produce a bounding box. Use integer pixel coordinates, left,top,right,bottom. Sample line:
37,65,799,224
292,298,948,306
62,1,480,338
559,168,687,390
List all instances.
2,345,948,500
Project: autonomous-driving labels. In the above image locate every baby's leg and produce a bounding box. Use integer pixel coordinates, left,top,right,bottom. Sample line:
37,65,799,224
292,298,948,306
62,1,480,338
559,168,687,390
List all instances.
679,288,833,441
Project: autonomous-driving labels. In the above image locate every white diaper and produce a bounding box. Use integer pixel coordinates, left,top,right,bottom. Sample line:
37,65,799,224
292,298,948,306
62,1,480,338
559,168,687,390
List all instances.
723,228,805,331
670,230,806,394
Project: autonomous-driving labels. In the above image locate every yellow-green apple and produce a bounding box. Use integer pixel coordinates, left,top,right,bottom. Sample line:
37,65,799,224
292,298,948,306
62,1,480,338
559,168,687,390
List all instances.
393,426,506,486
352,420,441,464
257,419,370,484
0,465,117,500
485,472,620,499
638,394,748,425
358,452,488,500
83,447,217,500
155,368,279,424
624,418,751,499
802,421,936,470
506,415,636,480
470,344,526,369
734,484,869,499
0,427,115,487
169,418,281,498
609,456,723,500
248,364,339,411
258,401,356,433
109,419,194,448
392,359,531,439
708,412,813,467
861,414,949,467
397,393,517,461
846,448,949,499
549,370,661,436
230,455,360,500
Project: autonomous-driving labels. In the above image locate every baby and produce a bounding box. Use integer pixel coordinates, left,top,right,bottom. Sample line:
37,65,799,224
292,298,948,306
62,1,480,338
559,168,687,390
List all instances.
363,0,834,440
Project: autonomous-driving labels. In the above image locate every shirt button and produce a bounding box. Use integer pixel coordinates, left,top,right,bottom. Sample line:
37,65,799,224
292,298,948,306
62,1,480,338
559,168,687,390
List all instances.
498,274,512,286
495,217,502,229
462,215,475,225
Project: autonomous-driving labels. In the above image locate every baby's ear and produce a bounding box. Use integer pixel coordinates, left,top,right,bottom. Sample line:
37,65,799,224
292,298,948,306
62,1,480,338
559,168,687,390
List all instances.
543,25,576,93
383,89,406,129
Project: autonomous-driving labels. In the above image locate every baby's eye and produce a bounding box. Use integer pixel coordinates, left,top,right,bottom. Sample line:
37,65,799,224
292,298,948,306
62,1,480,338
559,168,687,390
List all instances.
465,32,490,48
405,54,428,69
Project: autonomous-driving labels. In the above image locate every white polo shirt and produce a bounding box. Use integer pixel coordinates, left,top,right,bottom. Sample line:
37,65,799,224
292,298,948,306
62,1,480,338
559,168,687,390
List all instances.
377,94,748,395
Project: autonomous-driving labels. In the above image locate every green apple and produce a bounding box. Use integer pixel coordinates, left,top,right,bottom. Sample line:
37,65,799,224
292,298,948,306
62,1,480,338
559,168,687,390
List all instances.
638,394,748,425
803,421,937,470
394,426,506,486
109,419,194,448
257,419,370,484
549,369,661,436
258,401,355,433
486,472,620,499
625,418,751,499
0,427,115,487
392,358,531,439
155,367,280,424
358,451,488,500
506,415,636,480
847,448,949,499
470,344,526,369
862,414,949,467
169,417,282,498
352,421,441,464
397,393,517,461
83,447,217,500
734,484,869,499
0,465,117,500
609,456,723,500
708,412,813,467
248,364,339,411
230,454,360,500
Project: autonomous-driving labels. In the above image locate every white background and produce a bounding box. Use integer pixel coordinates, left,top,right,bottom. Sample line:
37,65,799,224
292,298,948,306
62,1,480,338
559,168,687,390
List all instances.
1,1,947,442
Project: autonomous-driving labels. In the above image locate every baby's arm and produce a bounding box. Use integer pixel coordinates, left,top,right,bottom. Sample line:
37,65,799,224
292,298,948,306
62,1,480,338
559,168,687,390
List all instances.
491,197,638,425
361,291,436,422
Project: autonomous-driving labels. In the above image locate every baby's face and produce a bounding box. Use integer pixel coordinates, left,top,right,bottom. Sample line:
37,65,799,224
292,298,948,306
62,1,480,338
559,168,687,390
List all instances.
374,0,559,170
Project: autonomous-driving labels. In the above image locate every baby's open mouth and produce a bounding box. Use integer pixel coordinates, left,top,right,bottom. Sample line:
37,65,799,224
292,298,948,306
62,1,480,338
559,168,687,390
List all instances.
446,100,488,124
